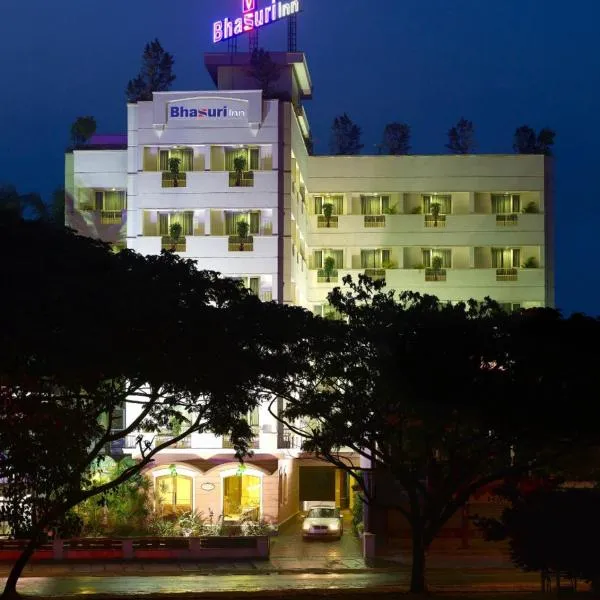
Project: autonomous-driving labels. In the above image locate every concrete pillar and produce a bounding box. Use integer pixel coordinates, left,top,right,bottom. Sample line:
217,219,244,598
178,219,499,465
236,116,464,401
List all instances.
52,540,64,560
468,192,475,214
122,539,134,560
363,532,376,562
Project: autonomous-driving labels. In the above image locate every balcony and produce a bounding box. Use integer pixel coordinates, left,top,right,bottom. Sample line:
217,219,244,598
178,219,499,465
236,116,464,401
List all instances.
228,236,254,252
317,269,338,283
364,215,386,228
228,171,254,187
278,429,302,450
100,210,124,225
317,216,339,228
155,434,192,449
425,268,447,282
496,268,518,282
223,427,260,450
496,214,519,226
161,172,187,188
161,236,187,252
364,268,386,281
424,215,447,228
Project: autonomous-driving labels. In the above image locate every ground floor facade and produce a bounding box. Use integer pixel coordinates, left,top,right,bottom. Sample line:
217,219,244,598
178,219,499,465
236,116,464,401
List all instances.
142,453,358,526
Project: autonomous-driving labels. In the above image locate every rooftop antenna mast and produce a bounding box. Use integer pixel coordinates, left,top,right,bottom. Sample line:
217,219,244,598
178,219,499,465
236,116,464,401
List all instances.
287,13,298,52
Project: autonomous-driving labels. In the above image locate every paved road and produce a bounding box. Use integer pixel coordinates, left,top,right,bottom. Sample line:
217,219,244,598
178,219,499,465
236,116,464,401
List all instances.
6,570,544,597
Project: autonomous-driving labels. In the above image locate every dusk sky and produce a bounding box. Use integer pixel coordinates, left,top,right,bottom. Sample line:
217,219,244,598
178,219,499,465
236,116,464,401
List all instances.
1,0,598,315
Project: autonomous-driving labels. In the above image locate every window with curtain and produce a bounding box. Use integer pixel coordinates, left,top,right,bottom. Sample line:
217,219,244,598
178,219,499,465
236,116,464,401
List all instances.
423,195,452,214
159,148,193,172
491,194,521,214
492,248,521,268
314,195,343,215
360,195,390,215
156,475,193,515
313,249,344,269
422,249,452,268
158,212,194,236
360,249,391,268
94,190,126,211
224,211,260,235
225,147,260,171
233,277,260,295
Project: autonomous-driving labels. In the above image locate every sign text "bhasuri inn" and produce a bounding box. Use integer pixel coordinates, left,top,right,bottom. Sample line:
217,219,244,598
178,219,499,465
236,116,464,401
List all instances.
213,0,300,44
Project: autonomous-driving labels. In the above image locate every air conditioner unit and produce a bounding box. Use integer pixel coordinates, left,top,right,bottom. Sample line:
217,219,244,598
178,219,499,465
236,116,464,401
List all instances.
261,424,275,434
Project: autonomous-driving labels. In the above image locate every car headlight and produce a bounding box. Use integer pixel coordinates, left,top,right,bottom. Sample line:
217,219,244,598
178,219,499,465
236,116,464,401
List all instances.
329,521,339,530
302,522,310,531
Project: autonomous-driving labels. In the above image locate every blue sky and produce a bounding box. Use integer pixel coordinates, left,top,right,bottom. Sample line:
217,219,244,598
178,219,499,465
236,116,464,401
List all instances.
0,0,598,314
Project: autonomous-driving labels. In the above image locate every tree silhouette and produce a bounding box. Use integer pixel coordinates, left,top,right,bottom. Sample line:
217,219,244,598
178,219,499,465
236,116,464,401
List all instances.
70,116,96,146
382,122,411,155
330,113,363,155
246,48,283,99
126,39,175,102
513,126,556,156
446,117,476,154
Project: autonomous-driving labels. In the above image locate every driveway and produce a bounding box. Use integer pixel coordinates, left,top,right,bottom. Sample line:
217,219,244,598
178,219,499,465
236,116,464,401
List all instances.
270,511,365,570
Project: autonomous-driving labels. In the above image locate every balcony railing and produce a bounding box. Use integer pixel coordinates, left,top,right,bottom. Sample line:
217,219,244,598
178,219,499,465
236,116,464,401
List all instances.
161,236,187,252
317,216,339,228
364,268,386,281
496,214,519,226
228,236,254,252
100,210,124,225
496,268,518,282
317,269,338,283
278,429,302,449
425,268,447,282
424,215,447,228
223,426,260,450
155,434,192,449
259,291,273,302
161,172,187,188
228,171,255,187
364,215,386,228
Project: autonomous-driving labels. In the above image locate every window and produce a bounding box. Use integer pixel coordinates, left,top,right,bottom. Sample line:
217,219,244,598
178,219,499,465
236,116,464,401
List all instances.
500,303,522,313
360,195,390,215
110,404,125,431
492,194,521,214
156,474,193,515
422,194,451,214
314,195,343,215
94,190,126,211
360,249,391,269
312,249,343,270
233,277,260,295
159,148,194,172
225,211,260,235
225,147,259,171
422,249,452,268
492,248,521,269
158,211,194,236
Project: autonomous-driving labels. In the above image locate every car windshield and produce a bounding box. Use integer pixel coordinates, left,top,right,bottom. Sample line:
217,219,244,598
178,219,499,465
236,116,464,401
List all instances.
308,508,338,518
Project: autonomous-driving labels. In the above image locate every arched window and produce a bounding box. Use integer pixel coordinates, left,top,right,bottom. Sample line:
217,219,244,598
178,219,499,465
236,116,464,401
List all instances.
156,474,193,516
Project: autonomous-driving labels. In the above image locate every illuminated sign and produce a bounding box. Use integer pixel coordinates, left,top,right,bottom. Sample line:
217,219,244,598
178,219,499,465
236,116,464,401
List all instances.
213,0,300,44
169,105,246,119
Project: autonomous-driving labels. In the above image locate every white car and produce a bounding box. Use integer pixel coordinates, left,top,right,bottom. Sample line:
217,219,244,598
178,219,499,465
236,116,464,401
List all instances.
302,506,343,540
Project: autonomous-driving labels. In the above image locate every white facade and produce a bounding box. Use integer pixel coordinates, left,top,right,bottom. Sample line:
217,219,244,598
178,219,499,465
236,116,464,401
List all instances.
65,51,554,522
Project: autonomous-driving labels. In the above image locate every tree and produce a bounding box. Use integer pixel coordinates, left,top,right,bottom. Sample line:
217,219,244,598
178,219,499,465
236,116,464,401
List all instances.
474,486,600,590
330,113,363,155
0,219,301,599
513,125,556,156
70,116,96,146
126,39,175,103
233,156,247,187
323,256,336,283
446,117,475,154
322,202,334,227
268,277,600,593
381,122,411,155
246,48,282,99
236,219,249,251
0,185,48,222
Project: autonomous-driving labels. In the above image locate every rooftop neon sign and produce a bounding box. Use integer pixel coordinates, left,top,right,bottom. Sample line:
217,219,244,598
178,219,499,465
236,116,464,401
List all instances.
213,0,300,44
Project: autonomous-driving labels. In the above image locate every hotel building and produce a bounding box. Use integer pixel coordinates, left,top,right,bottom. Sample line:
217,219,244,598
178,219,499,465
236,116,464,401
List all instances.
65,51,554,526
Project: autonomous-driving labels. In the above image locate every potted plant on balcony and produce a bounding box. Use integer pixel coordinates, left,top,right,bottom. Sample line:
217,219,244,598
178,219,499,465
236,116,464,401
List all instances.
237,219,250,251
168,157,181,188
169,222,183,251
522,201,539,214
233,156,247,187
322,202,334,227
431,255,444,281
323,256,336,283
522,256,539,268
430,202,441,227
